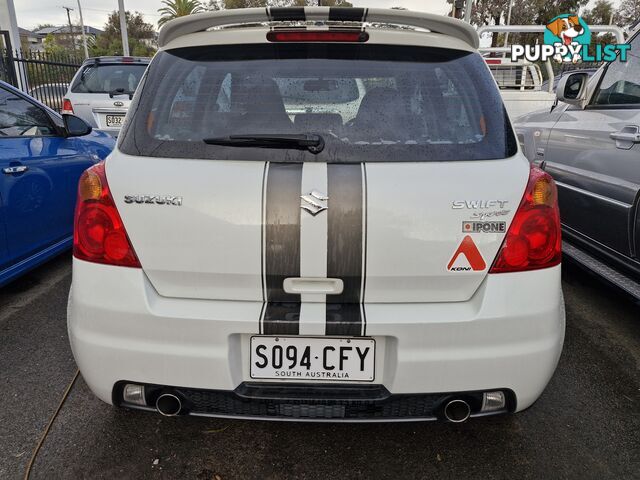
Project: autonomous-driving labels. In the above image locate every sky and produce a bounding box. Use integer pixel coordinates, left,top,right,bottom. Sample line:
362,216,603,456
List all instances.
14,0,452,30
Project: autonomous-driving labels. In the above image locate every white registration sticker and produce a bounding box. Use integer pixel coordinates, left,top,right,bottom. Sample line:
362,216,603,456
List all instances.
250,336,375,382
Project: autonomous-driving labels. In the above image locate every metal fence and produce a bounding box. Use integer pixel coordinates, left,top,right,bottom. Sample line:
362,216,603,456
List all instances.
0,49,83,112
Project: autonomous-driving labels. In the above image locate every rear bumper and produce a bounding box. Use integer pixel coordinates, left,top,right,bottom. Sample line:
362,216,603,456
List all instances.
68,260,565,420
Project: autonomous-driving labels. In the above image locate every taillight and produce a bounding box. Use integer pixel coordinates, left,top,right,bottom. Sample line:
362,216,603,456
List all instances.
266,31,369,42
489,166,561,273
73,162,141,268
62,98,74,114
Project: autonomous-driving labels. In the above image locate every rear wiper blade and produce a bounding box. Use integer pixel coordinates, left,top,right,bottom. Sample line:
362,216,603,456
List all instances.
203,133,325,154
109,88,133,99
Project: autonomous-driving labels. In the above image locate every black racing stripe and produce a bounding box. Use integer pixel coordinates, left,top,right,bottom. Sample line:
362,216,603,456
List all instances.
270,7,306,21
263,162,303,335
326,163,364,336
264,302,301,335
326,304,362,336
328,7,365,22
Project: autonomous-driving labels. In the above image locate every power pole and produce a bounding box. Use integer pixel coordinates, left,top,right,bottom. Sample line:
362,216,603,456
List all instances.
463,0,473,23
77,0,89,58
449,0,464,19
63,6,75,51
503,0,514,56
117,0,130,56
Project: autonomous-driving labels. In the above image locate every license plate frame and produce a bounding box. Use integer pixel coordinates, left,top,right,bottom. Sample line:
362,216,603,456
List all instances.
250,336,376,382
105,114,125,127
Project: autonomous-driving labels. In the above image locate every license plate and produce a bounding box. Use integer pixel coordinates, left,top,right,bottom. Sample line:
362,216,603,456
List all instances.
105,114,124,127
250,336,375,382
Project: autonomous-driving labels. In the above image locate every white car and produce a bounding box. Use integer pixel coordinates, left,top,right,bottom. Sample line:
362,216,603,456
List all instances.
68,7,565,422
62,56,150,136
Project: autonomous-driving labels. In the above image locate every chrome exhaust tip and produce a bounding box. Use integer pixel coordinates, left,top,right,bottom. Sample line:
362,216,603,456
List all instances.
444,399,471,423
155,393,183,416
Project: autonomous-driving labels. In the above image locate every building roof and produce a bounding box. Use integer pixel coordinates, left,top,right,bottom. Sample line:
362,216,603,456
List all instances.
34,25,103,36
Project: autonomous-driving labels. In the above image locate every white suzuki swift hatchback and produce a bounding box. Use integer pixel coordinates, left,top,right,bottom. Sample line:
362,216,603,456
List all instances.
68,7,565,422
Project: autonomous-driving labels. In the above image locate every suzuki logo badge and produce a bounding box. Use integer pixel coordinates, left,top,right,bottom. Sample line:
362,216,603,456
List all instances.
300,190,328,216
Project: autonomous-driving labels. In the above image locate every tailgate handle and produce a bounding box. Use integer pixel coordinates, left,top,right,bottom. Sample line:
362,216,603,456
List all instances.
283,278,344,295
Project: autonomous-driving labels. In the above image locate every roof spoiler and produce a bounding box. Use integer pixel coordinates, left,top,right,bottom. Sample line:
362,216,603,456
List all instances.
158,7,479,49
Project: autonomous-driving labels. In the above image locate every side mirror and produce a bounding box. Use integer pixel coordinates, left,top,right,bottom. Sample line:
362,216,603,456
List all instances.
556,72,589,107
62,114,92,137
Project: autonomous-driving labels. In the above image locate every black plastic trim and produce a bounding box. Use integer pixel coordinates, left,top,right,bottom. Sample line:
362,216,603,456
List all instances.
114,381,516,422
563,227,640,280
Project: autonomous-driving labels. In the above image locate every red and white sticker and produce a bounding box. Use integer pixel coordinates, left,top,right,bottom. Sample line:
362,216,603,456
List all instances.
447,235,487,272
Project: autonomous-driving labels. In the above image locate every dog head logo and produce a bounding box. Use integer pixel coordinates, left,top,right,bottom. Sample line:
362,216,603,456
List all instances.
544,14,591,62
447,236,487,272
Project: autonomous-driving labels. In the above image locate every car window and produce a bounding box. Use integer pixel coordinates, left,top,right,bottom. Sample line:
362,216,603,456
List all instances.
71,64,147,95
167,66,206,119
593,35,640,106
120,44,516,163
276,78,360,104
0,88,56,137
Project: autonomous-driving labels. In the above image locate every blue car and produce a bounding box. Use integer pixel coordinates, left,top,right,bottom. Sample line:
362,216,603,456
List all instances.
0,80,115,286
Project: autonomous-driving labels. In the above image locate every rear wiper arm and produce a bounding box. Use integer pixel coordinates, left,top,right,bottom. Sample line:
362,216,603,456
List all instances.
109,88,133,99
203,133,325,154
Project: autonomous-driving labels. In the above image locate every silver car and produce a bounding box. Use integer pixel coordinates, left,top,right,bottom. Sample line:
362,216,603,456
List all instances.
63,56,150,136
514,30,640,299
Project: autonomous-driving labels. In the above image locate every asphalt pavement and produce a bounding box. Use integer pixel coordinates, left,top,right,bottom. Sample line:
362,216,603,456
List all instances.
1,254,639,479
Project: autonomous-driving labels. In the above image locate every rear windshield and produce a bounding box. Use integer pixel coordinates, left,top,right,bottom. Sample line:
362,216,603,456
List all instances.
119,44,516,162
71,64,147,95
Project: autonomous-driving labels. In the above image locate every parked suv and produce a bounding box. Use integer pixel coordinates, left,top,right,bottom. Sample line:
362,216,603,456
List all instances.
68,8,565,422
515,31,640,300
63,56,149,136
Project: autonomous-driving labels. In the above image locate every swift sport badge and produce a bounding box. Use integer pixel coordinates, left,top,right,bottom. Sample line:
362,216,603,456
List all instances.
447,236,487,272
452,200,509,209
300,190,328,216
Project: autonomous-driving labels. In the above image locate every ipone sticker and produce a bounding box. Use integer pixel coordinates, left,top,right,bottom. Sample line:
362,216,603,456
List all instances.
462,221,506,233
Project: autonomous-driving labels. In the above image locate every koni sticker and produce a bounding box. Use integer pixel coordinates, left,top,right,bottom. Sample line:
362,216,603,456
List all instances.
447,236,487,272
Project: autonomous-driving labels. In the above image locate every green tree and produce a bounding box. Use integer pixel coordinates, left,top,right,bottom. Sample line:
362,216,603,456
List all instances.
471,0,510,46
472,0,590,47
33,23,55,32
616,0,640,28
42,34,68,56
92,11,156,57
158,0,205,26
206,0,351,10
583,0,616,45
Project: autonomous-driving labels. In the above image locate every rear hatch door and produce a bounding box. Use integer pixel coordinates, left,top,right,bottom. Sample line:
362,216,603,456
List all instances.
109,40,525,304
